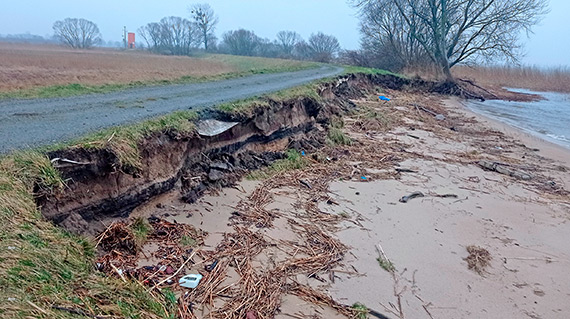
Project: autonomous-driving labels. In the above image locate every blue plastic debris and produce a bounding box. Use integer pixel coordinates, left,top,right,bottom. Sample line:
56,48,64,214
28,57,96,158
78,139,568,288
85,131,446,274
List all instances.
379,96,390,101
301,151,305,156
361,176,367,180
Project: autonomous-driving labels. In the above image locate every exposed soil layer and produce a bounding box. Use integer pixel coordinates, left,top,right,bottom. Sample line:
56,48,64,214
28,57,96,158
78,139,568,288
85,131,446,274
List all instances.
37,73,470,235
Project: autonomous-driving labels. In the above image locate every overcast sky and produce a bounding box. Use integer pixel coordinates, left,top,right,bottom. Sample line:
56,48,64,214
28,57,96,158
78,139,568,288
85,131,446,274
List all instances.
1,0,568,66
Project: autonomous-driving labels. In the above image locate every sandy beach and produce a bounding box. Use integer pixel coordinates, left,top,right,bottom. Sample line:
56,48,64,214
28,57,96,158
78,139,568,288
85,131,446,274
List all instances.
130,89,570,319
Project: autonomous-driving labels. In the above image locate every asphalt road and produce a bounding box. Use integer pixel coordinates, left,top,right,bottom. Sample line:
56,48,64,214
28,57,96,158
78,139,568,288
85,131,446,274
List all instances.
0,65,343,153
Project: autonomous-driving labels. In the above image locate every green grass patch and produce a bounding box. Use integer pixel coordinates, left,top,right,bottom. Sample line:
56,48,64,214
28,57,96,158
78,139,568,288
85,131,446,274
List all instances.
205,54,319,74
341,65,403,78
216,79,325,115
180,235,198,248
377,257,396,272
216,97,271,114
130,217,150,247
247,149,308,180
41,110,198,172
352,302,369,319
327,127,352,146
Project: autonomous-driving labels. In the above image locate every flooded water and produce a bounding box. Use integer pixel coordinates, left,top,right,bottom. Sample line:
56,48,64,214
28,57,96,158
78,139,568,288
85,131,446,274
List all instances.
466,89,570,149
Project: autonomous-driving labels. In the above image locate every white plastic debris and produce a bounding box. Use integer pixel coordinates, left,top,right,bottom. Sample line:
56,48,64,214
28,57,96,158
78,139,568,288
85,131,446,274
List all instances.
179,274,203,289
196,119,239,137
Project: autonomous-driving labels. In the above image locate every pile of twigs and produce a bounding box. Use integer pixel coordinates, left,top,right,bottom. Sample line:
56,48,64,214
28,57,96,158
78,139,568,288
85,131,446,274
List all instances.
95,217,206,289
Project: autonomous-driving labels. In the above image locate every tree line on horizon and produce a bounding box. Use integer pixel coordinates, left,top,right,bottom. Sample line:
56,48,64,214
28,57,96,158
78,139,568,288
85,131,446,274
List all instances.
8,0,550,80
41,3,342,63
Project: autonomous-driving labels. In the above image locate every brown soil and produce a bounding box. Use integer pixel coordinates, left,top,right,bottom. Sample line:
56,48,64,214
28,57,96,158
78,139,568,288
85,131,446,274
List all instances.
0,43,234,92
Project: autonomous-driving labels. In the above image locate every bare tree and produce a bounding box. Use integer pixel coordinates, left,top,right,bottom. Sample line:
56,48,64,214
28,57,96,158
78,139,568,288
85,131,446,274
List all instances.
138,16,200,55
358,0,428,70
53,18,102,49
220,29,261,56
307,32,341,63
189,3,218,51
276,31,302,57
354,0,548,81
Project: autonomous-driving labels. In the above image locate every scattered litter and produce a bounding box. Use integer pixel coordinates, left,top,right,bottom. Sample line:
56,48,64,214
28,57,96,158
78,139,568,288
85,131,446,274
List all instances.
196,119,239,137
399,191,424,203
407,134,420,139
205,260,219,272
301,150,306,156
433,193,458,199
246,311,257,319
395,168,417,173
7,297,16,302
179,274,203,289
7,246,16,250
360,176,367,181
435,114,446,121
299,179,312,189
379,95,390,101
478,160,532,180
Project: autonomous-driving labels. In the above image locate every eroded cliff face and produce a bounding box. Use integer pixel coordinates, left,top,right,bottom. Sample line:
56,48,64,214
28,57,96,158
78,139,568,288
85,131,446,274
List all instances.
36,73,456,235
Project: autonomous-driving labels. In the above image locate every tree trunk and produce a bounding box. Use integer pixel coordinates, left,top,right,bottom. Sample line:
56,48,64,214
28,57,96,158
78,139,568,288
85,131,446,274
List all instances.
441,62,454,82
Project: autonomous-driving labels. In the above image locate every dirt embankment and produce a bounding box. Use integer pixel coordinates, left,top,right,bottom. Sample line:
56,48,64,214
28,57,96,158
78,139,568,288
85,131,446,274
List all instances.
37,73,463,235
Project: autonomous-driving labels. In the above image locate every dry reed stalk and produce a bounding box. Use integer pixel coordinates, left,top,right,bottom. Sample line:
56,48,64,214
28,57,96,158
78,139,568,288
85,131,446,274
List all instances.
287,283,358,318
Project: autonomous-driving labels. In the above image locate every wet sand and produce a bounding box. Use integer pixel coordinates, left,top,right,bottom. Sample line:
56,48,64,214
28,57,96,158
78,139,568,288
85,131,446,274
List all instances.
132,91,570,319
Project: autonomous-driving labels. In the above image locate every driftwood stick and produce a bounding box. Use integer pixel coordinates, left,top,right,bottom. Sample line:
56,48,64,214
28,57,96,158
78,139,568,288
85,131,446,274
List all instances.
149,250,197,291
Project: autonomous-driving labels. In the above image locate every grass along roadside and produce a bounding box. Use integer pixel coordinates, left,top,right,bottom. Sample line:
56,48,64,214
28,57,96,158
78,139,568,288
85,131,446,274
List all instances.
341,65,403,77
215,75,328,115
0,54,319,100
41,110,199,172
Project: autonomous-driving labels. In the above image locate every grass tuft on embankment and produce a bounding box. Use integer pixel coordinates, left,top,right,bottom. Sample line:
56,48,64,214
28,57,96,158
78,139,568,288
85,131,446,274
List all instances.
247,149,309,180
0,152,172,318
44,110,198,172
216,78,324,115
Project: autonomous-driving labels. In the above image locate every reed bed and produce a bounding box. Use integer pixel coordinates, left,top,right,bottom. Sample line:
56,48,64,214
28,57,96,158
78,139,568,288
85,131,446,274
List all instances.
453,65,570,93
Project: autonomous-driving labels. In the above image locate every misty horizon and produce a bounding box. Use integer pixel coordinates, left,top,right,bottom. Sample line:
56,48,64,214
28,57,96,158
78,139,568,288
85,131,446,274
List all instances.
1,0,568,67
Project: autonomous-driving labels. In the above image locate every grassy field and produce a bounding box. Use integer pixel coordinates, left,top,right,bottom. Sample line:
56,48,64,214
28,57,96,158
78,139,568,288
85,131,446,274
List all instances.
452,65,570,93
0,43,317,99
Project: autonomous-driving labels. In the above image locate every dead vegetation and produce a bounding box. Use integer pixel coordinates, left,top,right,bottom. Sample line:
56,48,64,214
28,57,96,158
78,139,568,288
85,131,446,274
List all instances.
464,245,492,275
453,65,570,93
95,217,207,287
